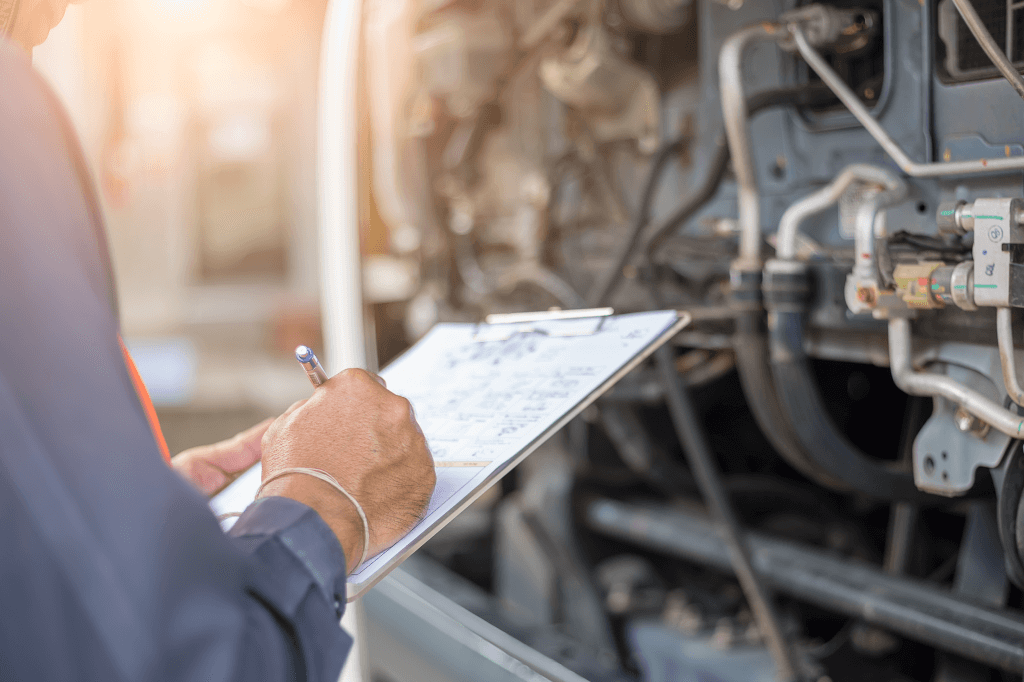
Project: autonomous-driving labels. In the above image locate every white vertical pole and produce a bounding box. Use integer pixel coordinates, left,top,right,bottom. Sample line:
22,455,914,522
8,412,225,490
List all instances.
318,0,367,374
316,0,370,680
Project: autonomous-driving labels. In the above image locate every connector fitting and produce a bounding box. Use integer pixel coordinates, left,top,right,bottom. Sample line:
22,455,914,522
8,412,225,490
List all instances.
764,259,811,313
936,201,974,234
778,5,878,54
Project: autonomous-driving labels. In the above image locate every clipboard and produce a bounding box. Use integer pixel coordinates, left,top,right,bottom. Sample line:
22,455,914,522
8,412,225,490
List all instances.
211,309,690,600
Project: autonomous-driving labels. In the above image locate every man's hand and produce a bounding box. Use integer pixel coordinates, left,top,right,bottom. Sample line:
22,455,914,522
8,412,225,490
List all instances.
258,369,436,574
172,418,274,497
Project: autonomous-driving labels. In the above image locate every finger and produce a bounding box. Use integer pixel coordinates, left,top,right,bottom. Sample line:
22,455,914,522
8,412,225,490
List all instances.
209,417,276,475
370,373,386,388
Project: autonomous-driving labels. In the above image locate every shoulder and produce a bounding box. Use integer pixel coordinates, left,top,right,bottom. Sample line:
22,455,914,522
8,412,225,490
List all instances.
0,37,84,190
0,39,58,128
0,36,117,321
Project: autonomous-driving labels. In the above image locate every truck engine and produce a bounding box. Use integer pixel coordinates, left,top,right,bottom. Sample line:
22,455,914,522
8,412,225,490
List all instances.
357,0,1024,679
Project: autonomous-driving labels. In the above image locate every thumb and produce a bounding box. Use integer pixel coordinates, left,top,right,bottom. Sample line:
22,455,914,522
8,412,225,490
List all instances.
220,417,275,472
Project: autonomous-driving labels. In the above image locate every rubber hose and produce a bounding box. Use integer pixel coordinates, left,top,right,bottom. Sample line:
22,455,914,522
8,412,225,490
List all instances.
733,309,848,490
768,306,931,502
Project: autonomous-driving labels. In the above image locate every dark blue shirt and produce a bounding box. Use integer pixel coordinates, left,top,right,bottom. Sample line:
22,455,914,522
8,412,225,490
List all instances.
0,39,352,681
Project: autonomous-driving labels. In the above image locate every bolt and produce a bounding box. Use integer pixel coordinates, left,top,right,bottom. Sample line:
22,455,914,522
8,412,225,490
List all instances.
856,286,876,305
954,407,991,439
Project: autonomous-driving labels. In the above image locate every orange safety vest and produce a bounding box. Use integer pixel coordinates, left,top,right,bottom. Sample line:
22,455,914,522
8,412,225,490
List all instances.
119,335,171,464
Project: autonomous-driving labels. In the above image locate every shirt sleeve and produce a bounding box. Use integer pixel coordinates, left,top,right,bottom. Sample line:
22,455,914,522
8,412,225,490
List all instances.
0,38,352,682
229,497,353,679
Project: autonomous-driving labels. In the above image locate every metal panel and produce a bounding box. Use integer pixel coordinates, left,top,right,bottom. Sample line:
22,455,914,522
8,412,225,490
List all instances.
363,569,594,682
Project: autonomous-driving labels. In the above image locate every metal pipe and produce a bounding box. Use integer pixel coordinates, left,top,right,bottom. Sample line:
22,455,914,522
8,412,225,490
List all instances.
654,346,801,682
791,25,1024,177
775,164,903,262
951,0,1024,100
888,318,1024,439
719,22,786,270
851,172,907,282
585,498,1024,673
997,307,1024,407
317,0,369,679
318,0,368,373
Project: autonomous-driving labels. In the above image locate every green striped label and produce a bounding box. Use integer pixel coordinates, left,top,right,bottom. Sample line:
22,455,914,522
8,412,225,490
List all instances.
976,215,1004,220
975,284,999,288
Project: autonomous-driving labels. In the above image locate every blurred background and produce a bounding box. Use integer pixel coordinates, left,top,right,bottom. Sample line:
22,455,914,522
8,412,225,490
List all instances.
34,0,346,453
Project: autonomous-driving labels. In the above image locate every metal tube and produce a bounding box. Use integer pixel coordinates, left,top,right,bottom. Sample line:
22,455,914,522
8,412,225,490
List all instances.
791,26,1024,177
585,498,1024,673
317,0,369,679
888,318,1024,439
719,22,786,269
951,0,1024,101
997,307,1024,407
319,0,369,373
851,172,906,279
775,164,903,262
654,346,801,682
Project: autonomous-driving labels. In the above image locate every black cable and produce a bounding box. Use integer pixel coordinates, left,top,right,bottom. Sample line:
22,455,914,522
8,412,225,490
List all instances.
887,230,971,255
589,139,685,306
654,344,803,682
593,84,836,307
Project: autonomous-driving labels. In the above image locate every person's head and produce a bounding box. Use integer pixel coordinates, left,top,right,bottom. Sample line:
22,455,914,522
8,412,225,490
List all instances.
3,0,78,51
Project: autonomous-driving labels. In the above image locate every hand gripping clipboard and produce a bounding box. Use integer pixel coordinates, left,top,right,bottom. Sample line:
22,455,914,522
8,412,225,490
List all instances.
211,309,690,600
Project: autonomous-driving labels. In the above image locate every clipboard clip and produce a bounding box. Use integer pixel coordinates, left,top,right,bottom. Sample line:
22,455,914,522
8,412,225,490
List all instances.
473,307,614,342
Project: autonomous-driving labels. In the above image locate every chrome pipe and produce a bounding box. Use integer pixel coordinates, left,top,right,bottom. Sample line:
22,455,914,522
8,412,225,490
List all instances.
851,170,906,282
775,164,903,263
888,318,1024,439
791,26,1024,177
951,0,1024,100
719,22,786,270
996,307,1024,407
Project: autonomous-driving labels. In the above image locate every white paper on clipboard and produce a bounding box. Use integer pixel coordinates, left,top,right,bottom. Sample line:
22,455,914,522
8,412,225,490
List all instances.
211,309,690,600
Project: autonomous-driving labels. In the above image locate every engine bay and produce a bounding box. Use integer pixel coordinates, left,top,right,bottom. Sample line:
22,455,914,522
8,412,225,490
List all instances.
360,0,1024,679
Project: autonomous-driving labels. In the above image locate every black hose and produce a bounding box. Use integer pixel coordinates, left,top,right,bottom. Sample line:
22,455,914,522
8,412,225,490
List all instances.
593,84,837,307
728,262,857,491
590,139,685,307
654,344,802,682
733,306,848,490
642,134,731,263
763,266,931,502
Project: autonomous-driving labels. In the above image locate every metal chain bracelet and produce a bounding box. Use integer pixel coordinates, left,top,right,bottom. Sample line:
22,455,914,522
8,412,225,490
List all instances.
256,467,370,570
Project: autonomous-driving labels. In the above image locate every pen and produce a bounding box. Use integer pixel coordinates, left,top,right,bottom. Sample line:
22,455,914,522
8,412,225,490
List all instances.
295,345,329,387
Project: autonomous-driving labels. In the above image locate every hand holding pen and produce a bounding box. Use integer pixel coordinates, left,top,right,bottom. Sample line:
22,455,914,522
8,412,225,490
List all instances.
254,345,435,573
